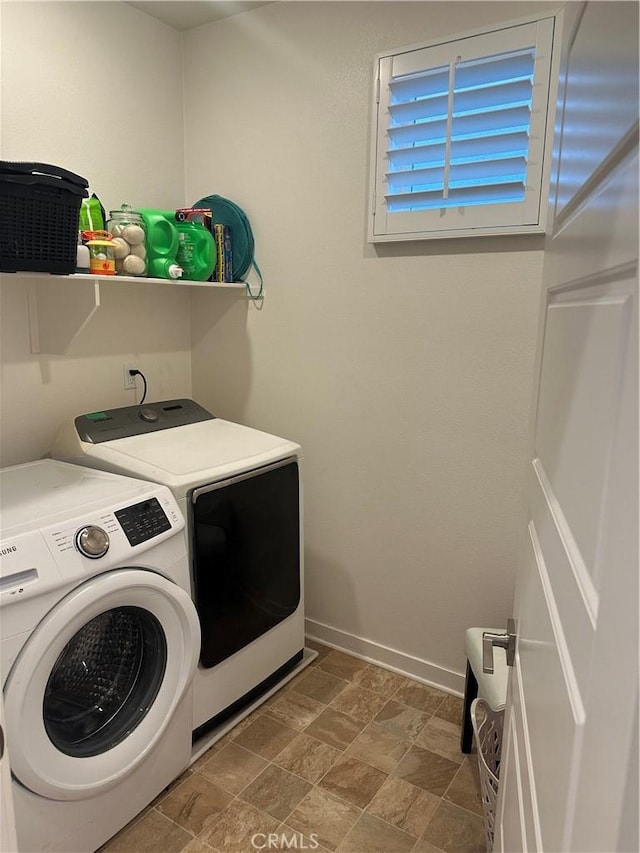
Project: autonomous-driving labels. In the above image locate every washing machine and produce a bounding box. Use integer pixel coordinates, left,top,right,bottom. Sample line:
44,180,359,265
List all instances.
52,399,307,745
0,459,200,853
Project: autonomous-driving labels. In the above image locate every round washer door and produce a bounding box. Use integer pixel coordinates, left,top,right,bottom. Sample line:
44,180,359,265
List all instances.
4,569,200,801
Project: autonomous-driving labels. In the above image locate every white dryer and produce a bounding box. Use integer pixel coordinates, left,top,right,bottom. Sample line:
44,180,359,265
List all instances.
0,460,200,853
52,400,307,746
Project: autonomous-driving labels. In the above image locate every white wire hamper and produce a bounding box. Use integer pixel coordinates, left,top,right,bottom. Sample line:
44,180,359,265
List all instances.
470,697,505,853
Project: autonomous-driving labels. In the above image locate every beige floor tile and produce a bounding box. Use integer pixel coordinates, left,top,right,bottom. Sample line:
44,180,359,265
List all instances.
329,683,388,723
149,766,193,808
394,682,448,714
416,716,465,765
263,690,326,731
318,755,387,810
181,838,216,853
318,651,368,682
281,825,333,853
420,800,485,853
261,684,291,711
287,786,361,851
232,714,299,760
345,722,410,773
337,812,415,853
275,733,342,783
304,707,366,751
200,801,279,853
306,639,332,662
156,772,232,835
366,775,439,837
189,749,216,775
412,837,447,853
393,744,460,796
443,756,483,816
433,693,464,727
240,764,313,822
373,698,431,741
200,711,261,756
197,742,268,795
291,668,350,704
352,665,407,697
101,809,192,853
104,650,482,853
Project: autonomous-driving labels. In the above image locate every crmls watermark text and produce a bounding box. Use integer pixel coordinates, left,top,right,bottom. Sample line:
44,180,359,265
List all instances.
251,832,320,850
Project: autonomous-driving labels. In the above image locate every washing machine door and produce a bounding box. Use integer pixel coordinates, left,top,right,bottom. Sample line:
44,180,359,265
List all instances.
3,569,199,801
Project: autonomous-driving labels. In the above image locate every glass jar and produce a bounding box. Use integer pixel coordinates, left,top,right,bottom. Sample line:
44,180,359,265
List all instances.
107,203,147,276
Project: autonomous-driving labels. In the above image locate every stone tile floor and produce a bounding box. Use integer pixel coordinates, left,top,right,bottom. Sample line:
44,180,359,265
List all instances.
101,642,485,853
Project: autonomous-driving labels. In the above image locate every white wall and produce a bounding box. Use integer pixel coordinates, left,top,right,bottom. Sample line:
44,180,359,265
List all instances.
0,0,553,691
0,1,190,465
184,1,553,688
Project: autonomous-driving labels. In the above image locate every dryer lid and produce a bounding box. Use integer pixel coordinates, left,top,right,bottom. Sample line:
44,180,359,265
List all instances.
66,418,301,496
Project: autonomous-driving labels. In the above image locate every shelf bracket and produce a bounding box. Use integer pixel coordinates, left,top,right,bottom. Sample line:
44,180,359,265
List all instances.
28,277,101,355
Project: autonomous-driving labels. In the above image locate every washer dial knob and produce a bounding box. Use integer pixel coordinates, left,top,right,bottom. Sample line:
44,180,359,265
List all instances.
76,526,110,559
139,408,159,423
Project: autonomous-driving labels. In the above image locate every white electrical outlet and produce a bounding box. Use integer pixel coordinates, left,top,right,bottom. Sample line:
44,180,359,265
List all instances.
123,363,137,390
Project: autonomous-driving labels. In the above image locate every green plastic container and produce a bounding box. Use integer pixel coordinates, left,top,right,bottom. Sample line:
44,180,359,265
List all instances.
176,220,216,282
139,209,183,280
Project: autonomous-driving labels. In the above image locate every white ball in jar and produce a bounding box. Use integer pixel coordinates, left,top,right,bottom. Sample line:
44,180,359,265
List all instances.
110,223,123,238
122,224,145,245
130,242,146,259
122,254,146,276
112,237,130,259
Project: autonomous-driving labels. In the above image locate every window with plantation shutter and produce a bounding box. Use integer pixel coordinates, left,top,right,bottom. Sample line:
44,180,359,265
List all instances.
369,16,558,241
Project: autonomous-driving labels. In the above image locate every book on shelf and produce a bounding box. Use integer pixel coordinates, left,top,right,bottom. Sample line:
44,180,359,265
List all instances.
212,223,233,283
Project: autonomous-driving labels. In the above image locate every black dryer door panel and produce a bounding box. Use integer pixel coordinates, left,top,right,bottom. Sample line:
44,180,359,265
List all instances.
192,460,300,668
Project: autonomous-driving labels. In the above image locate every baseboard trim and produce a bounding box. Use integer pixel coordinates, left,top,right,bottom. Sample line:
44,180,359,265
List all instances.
305,618,464,697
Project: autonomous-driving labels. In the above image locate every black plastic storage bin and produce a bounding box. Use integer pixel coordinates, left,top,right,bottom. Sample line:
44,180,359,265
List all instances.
0,161,89,274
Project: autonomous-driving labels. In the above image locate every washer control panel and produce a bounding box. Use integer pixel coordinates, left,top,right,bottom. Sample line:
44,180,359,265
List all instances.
115,497,171,546
42,489,183,580
74,398,214,443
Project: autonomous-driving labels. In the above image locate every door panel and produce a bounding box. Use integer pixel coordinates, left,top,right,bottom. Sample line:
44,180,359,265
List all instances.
554,2,638,218
496,2,638,850
535,289,631,578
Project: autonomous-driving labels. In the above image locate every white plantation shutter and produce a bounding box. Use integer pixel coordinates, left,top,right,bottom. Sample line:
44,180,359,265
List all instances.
369,17,557,240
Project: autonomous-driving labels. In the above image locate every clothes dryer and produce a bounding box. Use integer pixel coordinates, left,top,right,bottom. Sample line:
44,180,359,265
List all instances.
0,460,200,853
52,400,307,744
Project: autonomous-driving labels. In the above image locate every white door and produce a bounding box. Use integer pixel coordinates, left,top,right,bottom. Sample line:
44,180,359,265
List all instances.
495,3,639,852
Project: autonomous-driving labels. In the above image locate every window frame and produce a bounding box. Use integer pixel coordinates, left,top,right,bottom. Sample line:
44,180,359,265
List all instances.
367,10,562,242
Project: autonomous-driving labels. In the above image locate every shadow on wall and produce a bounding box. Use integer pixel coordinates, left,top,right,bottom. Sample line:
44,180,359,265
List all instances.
303,545,360,639
190,288,252,418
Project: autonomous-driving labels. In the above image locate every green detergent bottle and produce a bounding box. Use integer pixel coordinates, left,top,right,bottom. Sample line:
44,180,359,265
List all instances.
139,209,183,280
176,219,216,282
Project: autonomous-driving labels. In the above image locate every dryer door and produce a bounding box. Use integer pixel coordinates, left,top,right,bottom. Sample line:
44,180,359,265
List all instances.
3,569,199,801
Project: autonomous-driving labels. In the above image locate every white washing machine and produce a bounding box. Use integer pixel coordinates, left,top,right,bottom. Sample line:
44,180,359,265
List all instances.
52,399,307,745
0,460,200,853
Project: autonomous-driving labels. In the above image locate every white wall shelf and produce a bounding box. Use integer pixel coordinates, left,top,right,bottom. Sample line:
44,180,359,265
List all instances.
1,271,245,355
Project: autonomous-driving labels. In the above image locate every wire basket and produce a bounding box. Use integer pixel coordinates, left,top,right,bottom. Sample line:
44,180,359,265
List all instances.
471,697,504,853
